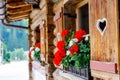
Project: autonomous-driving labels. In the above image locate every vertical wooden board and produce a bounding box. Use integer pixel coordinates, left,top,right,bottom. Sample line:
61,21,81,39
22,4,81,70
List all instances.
89,0,98,60
94,0,102,61
118,0,120,73
100,0,108,61
40,26,46,60
89,0,119,63
106,0,119,65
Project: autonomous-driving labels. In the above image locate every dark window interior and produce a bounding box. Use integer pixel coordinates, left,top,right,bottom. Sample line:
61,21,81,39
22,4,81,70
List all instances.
35,26,40,43
78,4,89,34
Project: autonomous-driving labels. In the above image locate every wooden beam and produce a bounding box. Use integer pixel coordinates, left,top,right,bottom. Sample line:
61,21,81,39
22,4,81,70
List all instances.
7,14,29,20
64,0,83,5
6,1,27,9
7,16,29,22
30,9,40,19
90,61,117,73
7,12,30,17
76,0,89,9
91,69,119,80
7,4,33,15
6,0,22,3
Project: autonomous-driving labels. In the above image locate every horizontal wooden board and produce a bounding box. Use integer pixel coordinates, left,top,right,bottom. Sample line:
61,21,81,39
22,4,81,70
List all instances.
91,69,119,80
7,11,30,17
7,4,32,14
6,0,21,3
90,61,117,73
7,14,29,20
6,1,26,9
6,16,29,22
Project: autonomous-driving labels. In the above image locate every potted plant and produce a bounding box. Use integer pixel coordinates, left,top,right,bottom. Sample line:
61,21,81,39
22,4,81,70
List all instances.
53,29,90,78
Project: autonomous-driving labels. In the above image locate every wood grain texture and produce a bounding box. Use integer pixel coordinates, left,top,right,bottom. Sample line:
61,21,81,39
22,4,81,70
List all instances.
40,24,46,61
6,1,26,8
91,69,119,80
7,4,32,14
89,0,119,62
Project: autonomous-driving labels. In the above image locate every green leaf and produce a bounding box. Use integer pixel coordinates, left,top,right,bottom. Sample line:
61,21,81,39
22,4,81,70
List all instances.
71,54,78,61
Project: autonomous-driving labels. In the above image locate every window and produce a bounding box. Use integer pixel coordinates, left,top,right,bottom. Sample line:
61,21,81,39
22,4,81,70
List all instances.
78,4,89,34
35,26,40,43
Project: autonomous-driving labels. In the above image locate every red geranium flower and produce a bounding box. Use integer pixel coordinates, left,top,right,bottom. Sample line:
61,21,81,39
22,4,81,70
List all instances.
57,41,65,49
54,49,66,58
54,51,63,66
35,42,40,48
58,49,66,58
53,49,66,66
69,45,79,56
53,56,62,66
61,30,69,37
74,30,86,42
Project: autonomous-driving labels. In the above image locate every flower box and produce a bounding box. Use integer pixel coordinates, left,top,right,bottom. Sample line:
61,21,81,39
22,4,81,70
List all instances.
63,66,93,80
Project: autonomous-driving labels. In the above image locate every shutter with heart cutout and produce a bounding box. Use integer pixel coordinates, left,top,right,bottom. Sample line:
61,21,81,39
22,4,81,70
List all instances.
89,0,119,79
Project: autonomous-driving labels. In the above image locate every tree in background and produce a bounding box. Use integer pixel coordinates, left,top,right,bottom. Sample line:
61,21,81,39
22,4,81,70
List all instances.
0,19,29,51
2,43,10,63
9,48,27,61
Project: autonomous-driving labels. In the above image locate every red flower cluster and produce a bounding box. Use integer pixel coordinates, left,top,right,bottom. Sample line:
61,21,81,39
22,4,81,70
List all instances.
53,55,62,66
61,30,69,37
74,30,86,42
54,40,66,66
53,49,66,66
35,42,41,48
69,45,79,56
53,29,87,67
57,41,65,49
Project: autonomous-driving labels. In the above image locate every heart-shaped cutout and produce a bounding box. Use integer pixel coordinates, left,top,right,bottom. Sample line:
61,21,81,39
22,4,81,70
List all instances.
96,18,107,35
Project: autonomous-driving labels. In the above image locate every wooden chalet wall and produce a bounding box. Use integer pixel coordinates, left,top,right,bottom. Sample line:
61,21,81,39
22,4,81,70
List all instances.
30,0,56,80
28,0,120,80
53,0,120,80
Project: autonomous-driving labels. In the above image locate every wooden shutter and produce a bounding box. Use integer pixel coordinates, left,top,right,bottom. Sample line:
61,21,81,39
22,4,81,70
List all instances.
89,0,119,78
54,8,63,41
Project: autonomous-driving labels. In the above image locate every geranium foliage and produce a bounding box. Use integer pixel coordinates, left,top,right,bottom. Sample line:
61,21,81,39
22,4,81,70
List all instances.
29,42,41,62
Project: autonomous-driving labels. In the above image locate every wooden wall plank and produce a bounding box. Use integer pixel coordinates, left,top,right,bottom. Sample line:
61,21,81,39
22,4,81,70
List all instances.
40,25,46,61
7,4,32,14
6,1,26,8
